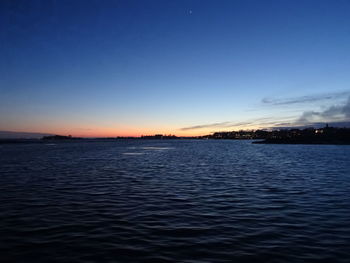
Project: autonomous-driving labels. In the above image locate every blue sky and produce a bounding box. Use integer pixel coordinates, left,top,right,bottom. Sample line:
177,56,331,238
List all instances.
1,0,350,136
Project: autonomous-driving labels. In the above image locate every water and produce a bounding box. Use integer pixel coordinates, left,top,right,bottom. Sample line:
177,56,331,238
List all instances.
1,140,350,262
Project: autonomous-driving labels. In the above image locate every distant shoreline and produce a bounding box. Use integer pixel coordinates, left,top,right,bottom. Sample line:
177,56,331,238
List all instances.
1,138,350,146
1,125,350,145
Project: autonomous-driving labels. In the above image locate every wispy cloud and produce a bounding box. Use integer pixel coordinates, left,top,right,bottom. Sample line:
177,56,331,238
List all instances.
180,93,350,133
297,96,350,124
179,121,233,131
266,96,350,129
262,91,350,106
179,117,293,131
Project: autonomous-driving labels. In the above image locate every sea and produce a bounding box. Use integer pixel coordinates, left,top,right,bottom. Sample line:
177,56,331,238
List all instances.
1,140,350,262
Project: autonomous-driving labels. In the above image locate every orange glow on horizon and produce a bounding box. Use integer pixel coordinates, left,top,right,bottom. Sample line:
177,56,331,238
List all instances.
8,123,268,138
3,119,270,138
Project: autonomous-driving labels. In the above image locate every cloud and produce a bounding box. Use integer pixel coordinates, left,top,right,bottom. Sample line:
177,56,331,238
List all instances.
298,96,350,124
343,97,350,118
179,117,287,131
262,91,350,106
180,93,350,133
180,121,233,131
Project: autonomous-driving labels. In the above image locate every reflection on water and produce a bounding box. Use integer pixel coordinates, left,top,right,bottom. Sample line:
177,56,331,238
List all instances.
122,152,145,155
140,146,174,150
0,140,350,262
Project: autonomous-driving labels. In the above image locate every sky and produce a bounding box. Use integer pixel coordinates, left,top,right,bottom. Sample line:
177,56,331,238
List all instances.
1,0,350,137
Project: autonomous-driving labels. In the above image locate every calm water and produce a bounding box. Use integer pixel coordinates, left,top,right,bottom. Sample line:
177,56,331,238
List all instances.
1,140,350,262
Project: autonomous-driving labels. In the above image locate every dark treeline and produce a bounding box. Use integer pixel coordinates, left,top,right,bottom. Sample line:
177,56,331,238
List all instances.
140,134,178,139
202,125,350,144
42,135,82,140
2,125,350,145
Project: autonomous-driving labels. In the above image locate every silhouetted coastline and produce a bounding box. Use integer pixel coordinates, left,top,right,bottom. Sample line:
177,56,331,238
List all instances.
254,125,350,145
201,125,350,145
1,125,350,145
42,135,82,140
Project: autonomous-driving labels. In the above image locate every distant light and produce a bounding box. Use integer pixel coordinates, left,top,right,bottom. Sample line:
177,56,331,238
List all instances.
189,10,193,15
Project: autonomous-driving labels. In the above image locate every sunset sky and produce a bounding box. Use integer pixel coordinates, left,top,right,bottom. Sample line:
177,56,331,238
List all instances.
1,0,350,137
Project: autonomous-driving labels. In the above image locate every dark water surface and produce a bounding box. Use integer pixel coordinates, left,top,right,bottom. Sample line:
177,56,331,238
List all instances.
1,140,350,262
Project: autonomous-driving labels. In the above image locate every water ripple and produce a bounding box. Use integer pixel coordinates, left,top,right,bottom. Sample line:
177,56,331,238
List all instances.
0,140,350,262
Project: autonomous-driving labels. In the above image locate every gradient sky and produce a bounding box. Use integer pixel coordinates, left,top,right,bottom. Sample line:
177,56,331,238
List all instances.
1,0,350,137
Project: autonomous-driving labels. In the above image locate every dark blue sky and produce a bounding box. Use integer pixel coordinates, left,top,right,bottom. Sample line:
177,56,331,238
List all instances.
1,0,350,136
